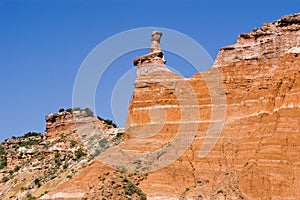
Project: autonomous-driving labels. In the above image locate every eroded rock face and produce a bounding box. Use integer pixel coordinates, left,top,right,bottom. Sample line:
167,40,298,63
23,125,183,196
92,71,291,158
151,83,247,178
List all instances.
2,13,300,200
0,111,123,200
45,110,102,141
214,13,300,67
39,13,300,199
123,13,300,199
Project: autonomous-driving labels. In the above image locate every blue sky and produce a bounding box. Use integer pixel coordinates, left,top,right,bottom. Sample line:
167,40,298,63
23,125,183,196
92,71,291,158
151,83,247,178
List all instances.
0,0,300,141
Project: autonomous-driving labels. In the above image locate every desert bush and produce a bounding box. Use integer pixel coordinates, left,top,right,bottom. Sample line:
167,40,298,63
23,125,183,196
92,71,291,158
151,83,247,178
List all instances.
54,152,62,166
21,132,41,138
20,140,39,147
34,178,41,188
70,140,77,148
14,165,21,172
26,194,37,200
2,176,9,182
0,145,5,156
66,108,73,112
75,148,86,159
83,108,94,117
112,132,125,142
67,175,72,179
0,146,7,169
123,181,146,200
97,116,117,128
63,162,69,169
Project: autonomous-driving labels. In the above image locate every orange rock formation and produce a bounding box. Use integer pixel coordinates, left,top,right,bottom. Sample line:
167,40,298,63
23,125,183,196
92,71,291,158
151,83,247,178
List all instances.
2,13,300,200
119,14,300,199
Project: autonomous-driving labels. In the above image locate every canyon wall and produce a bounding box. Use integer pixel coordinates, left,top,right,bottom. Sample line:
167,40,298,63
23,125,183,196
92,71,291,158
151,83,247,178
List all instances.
1,13,300,200
123,13,300,199
44,13,300,200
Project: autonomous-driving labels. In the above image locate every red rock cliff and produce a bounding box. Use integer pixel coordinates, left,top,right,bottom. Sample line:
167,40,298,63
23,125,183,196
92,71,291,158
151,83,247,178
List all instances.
24,13,300,199
122,13,300,199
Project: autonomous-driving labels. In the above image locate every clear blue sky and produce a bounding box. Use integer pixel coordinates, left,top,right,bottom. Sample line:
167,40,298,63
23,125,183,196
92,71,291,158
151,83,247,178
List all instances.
1,0,299,141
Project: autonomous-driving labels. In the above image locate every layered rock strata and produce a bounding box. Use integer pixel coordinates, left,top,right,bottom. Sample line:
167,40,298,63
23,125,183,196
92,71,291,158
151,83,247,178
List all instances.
122,15,300,199
0,111,123,200
3,13,300,199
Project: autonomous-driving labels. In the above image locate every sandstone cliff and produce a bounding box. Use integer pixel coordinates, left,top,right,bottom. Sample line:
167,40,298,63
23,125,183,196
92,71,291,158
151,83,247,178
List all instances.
0,109,124,200
126,14,300,199
1,13,300,200
118,13,300,199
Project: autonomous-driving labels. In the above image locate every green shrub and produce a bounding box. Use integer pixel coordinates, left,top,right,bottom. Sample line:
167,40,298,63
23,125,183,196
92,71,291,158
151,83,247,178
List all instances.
75,148,86,159
123,181,146,200
112,122,117,128
60,133,66,139
2,176,9,183
21,132,41,138
63,162,69,169
113,132,125,142
27,194,37,200
34,178,41,188
83,108,94,117
54,152,62,166
0,145,5,156
97,116,117,128
66,108,73,112
20,140,39,147
0,157,7,169
0,145,6,170
67,175,72,179
14,165,21,172
65,107,81,113
104,119,117,128
70,140,77,148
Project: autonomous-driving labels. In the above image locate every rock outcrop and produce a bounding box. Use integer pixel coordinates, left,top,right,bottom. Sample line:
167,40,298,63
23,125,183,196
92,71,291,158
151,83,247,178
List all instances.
1,13,300,200
45,109,105,141
120,14,300,199
215,13,300,67
0,110,123,200
39,14,300,199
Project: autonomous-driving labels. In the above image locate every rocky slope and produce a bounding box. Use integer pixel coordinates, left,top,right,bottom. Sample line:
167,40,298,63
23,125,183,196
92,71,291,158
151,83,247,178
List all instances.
0,109,125,200
1,13,300,200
